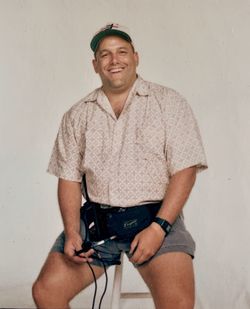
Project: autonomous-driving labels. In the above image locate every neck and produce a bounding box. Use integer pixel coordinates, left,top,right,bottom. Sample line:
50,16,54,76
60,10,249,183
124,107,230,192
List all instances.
102,76,137,105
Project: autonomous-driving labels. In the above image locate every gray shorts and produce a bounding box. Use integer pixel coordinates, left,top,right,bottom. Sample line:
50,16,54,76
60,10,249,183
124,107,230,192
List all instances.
50,215,195,267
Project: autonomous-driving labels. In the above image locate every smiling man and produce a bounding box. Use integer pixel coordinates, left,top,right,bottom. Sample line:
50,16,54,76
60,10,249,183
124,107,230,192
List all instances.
92,32,139,118
93,36,138,92
32,23,207,309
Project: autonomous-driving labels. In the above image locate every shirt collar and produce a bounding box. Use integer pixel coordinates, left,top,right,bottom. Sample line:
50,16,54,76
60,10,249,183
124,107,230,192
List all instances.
134,75,150,96
83,89,99,103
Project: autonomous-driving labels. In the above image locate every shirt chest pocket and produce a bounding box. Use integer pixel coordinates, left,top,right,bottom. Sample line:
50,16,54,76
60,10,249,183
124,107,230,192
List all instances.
135,125,165,160
135,125,168,184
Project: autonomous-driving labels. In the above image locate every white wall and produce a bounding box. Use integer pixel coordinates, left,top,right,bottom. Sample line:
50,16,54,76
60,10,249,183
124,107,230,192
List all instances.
0,1,249,308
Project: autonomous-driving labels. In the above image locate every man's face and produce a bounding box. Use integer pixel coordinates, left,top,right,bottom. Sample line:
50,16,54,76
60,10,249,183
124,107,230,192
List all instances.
92,36,139,93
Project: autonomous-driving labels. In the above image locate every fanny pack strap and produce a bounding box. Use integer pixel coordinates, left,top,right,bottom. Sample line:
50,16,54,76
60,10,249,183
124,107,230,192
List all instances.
82,174,90,202
82,175,103,240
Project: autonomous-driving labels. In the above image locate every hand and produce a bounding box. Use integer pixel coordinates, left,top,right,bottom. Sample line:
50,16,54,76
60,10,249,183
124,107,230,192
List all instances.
129,223,165,265
64,232,94,264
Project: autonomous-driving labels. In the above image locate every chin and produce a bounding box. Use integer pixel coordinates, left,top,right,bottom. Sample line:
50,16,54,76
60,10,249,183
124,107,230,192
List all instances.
109,79,124,88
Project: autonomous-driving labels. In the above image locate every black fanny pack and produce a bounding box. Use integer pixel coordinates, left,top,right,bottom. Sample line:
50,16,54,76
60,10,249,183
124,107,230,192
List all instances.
80,201,161,242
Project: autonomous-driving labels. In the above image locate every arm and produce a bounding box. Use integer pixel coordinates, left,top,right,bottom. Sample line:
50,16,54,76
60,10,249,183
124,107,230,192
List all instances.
129,166,196,264
58,178,94,263
155,166,196,224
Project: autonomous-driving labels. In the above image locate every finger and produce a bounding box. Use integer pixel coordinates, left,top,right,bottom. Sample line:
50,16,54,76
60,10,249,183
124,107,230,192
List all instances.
74,257,94,264
77,255,94,263
65,247,83,261
65,253,82,263
134,254,148,265
83,248,95,258
129,245,143,263
65,248,75,258
79,249,95,258
70,254,94,264
129,237,139,255
75,248,94,258
70,239,83,252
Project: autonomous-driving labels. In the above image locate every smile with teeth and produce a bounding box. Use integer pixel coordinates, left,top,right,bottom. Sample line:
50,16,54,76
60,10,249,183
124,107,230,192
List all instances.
108,67,124,73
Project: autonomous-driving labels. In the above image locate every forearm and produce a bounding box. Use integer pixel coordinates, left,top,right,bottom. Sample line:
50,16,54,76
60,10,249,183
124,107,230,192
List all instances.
57,178,82,238
156,166,197,224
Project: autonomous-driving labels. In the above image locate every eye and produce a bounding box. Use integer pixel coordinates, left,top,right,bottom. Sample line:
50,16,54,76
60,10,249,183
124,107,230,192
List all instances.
119,50,127,55
100,53,108,58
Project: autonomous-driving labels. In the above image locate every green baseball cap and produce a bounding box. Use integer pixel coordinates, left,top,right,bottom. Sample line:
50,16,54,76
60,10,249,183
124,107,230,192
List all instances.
90,23,133,52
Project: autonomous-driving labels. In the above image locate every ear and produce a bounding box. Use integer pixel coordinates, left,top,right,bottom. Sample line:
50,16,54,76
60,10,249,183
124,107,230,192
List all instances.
134,52,139,67
92,58,98,73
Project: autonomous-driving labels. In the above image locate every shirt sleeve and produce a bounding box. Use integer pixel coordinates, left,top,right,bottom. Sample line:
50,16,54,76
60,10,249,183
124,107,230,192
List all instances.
165,90,208,176
47,111,84,182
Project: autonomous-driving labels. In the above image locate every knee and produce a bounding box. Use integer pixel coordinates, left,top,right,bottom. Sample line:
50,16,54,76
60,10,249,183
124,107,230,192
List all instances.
32,279,47,305
32,277,62,306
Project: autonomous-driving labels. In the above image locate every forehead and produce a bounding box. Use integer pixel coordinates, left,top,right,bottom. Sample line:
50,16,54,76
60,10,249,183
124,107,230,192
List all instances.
97,35,133,52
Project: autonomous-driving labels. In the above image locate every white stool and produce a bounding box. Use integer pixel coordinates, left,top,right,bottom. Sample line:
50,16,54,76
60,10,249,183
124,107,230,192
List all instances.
110,253,152,309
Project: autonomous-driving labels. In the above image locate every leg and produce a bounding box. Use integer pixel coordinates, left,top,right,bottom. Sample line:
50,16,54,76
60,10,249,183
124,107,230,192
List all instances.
137,252,195,309
32,252,105,308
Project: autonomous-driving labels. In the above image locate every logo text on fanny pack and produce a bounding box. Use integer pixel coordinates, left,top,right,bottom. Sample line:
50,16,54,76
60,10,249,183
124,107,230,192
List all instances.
123,219,138,229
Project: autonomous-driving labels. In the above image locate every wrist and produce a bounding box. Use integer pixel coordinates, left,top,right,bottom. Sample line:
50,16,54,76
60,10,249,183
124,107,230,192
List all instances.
153,217,172,236
150,222,166,237
65,229,80,239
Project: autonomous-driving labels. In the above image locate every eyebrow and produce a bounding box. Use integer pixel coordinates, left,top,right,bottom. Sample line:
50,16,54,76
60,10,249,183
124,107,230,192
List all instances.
98,47,129,54
98,49,109,54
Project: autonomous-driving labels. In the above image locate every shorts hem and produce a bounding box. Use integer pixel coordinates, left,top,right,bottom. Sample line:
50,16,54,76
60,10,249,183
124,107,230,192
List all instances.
156,244,195,259
129,244,195,268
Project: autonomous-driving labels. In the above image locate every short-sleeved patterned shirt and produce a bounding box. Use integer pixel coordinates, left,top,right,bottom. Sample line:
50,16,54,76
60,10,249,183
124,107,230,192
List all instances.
48,76,207,207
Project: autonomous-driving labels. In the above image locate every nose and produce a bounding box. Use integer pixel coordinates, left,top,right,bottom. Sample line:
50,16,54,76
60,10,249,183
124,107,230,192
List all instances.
110,53,119,64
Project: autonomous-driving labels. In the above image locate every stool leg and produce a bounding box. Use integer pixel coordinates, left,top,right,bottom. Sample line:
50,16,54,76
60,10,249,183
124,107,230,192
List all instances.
111,254,124,309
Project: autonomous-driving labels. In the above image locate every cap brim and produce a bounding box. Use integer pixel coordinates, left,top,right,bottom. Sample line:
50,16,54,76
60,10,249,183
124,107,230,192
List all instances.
90,29,132,52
